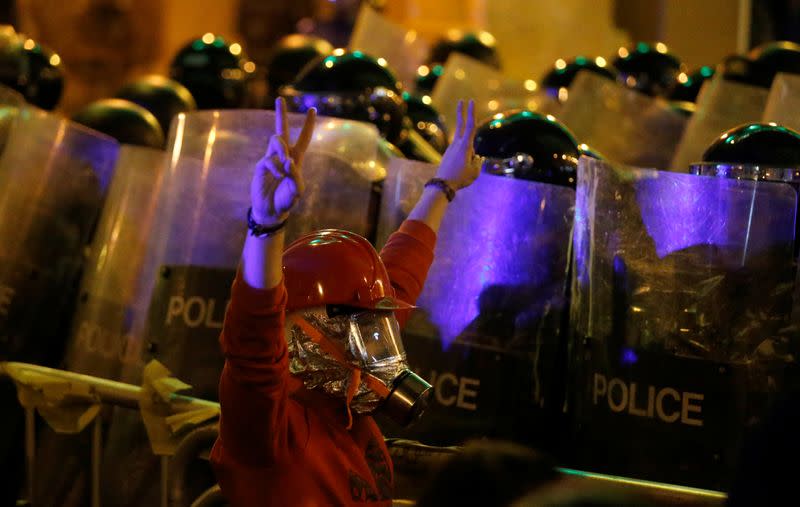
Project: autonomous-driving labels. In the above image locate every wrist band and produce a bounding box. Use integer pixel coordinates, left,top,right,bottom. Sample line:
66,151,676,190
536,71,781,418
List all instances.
247,207,287,238
424,178,456,202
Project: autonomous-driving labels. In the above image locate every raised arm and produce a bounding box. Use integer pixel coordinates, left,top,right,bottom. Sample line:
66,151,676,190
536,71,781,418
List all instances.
382,100,478,306
242,98,316,290
213,98,316,467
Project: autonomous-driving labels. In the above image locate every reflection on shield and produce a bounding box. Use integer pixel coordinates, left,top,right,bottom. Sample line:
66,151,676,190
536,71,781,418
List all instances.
570,157,799,490
558,71,687,170
431,53,545,131
0,107,119,505
670,75,770,171
763,72,800,131
101,110,382,507
348,5,429,90
380,172,575,448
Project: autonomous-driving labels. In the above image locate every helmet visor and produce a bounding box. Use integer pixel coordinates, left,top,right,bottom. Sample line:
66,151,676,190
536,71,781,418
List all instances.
281,85,407,143
348,310,406,367
282,88,369,119
480,153,534,176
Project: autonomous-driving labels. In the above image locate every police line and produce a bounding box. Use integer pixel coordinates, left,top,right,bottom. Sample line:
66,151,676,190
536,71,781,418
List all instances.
1,88,800,502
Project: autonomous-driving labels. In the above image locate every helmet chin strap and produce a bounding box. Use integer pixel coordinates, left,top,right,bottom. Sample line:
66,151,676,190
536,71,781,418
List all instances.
288,315,391,430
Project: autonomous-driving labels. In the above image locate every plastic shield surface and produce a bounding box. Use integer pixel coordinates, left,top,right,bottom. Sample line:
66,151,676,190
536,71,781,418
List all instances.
671,75,770,171
762,72,800,131
64,145,167,380
381,173,575,448
348,5,429,89
431,53,544,131
154,111,381,271
0,108,120,361
558,72,687,170
130,110,381,389
32,146,166,507
485,0,627,85
375,156,436,248
569,157,798,490
102,111,382,507
0,108,119,502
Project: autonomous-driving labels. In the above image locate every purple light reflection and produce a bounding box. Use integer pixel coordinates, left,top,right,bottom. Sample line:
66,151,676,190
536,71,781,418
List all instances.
634,170,796,260
620,347,638,365
416,173,575,348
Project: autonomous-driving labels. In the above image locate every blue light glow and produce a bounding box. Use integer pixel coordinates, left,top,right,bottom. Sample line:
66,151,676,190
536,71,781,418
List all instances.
620,347,638,364
417,174,575,347
633,169,797,259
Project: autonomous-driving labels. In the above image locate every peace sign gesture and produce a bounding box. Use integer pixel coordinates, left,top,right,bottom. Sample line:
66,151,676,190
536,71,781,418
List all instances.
250,97,316,226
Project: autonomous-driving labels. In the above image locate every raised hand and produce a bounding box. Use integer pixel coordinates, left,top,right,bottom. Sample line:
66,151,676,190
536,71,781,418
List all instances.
436,100,479,190
250,97,316,226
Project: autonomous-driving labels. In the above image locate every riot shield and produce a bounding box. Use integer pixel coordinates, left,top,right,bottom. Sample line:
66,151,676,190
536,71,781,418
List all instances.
130,109,381,393
557,71,687,170
375,156,437,248
569,157,798,490
288,118,384,242
62,146,167,380
348,5,429,90
762,72,800,131
0,107,120,362
430,53,544,131
101,111,382,507
670,75,770,171
379,173,575,451
0,107,119,504
30,145,166,507
483,0,627,90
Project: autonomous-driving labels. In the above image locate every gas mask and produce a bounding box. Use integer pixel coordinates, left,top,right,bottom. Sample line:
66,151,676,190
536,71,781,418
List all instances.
286,306,431,428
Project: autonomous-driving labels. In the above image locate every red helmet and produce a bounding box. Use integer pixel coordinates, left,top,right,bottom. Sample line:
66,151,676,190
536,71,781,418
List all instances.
282,229,412,312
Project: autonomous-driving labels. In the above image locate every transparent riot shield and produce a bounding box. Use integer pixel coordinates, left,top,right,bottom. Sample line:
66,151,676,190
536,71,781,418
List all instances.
375,156,437,248
348,5,429,90
670,75,770,171
569,157,798,490
288,119,384,242
557,71,687,170
134,111,380,397
62,146,168,380
101,111,382,507
484,0,627,90
379,173,575,450
0,107,119,504
431,53,544,131
31,145,166,507
762,72,800,131
0,107,120,362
